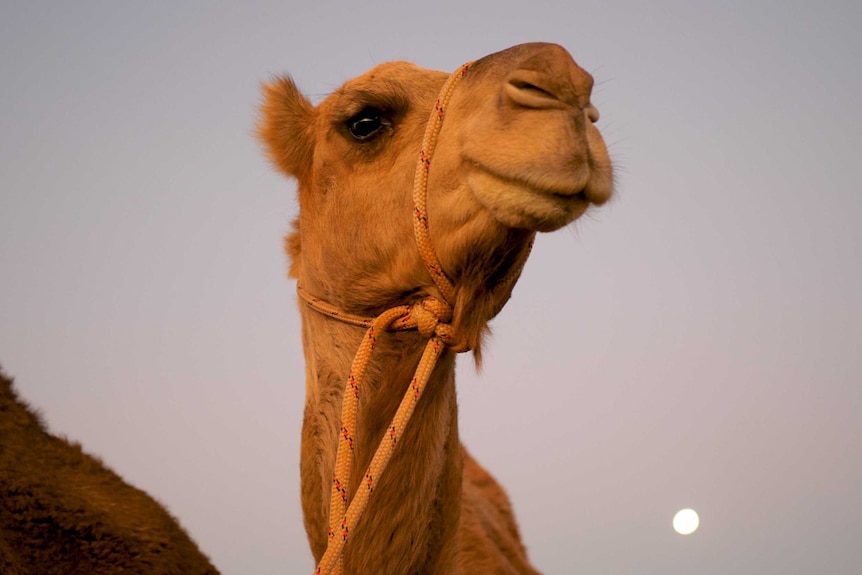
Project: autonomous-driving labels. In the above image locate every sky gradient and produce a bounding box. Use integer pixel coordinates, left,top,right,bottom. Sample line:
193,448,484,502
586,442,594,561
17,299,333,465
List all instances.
2,1,860,573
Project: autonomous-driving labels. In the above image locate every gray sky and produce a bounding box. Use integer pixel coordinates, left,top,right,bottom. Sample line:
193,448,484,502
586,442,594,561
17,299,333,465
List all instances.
2,1,860,573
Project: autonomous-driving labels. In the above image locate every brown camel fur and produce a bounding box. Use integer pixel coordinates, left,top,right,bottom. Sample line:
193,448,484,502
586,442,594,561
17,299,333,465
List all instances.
0,367,219,575
258,43,613,573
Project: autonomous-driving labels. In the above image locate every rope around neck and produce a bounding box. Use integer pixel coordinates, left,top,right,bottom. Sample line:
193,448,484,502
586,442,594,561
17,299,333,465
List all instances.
304,63,471,575
299,61,534,574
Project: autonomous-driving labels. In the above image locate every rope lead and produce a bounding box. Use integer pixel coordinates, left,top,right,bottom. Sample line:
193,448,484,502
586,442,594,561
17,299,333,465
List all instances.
305,63,473,575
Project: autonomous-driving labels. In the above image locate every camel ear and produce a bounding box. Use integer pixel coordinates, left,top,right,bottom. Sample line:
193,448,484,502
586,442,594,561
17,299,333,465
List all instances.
257,76,315,181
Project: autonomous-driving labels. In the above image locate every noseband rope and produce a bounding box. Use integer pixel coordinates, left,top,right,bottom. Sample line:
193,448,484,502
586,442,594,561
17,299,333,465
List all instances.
300,61,525,575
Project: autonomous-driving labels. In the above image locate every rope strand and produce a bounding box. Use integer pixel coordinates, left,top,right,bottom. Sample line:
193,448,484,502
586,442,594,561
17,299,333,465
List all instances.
412,63,473,304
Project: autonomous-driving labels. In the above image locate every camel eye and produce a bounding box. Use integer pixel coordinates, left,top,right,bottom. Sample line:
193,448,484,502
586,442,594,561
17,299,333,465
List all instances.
347,108,387,141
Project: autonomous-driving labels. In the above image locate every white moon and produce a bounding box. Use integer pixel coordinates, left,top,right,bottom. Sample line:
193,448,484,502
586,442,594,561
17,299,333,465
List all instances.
672,508,700,535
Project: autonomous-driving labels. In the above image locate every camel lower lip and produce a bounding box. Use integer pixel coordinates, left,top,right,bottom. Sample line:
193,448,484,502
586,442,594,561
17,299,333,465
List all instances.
475,166,590,204
466,159,590,198
466,167,590,231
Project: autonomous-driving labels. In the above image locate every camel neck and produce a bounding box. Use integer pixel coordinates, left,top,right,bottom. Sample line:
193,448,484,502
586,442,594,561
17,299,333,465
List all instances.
297,302,462,574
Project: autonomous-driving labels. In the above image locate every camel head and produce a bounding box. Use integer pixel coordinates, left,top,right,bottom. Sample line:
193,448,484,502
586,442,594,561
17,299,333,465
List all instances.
258,43,612,353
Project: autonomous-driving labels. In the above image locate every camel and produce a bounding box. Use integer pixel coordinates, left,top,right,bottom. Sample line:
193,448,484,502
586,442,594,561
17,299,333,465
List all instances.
258,42,613,574
0,366,219,574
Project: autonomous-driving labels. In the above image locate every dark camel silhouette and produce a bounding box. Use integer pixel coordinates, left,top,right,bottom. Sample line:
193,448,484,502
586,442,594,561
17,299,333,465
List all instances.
0,366,219,574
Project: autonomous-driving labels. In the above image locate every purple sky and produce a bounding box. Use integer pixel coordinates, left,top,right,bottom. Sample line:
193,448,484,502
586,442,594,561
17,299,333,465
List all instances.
2,1,860,573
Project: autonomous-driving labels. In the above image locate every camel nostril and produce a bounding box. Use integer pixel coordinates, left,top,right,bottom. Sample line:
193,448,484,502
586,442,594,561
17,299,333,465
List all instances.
504,70,567,110
586,104,600,123
510,79,555,99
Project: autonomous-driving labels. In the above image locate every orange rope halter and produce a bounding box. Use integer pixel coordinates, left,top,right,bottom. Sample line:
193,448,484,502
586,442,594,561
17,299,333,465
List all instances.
299,61,528,574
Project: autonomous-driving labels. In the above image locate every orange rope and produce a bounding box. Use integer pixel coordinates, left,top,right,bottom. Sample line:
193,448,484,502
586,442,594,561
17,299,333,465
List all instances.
412,63,473,305
304,63,472,575
302,59,538,573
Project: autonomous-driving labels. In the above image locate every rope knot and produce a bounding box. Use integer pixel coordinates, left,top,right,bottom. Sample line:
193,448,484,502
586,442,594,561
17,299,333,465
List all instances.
408,297,470,353
410,297,451,338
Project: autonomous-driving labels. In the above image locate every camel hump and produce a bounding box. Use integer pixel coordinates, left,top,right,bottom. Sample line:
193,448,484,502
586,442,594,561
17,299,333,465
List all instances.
0,366,220,574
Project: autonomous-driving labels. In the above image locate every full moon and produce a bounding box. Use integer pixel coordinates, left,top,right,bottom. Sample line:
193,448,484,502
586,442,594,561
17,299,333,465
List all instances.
672,508,700,535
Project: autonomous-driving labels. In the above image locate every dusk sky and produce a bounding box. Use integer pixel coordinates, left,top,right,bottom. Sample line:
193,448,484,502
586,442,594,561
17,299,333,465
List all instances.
2,1,860,573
